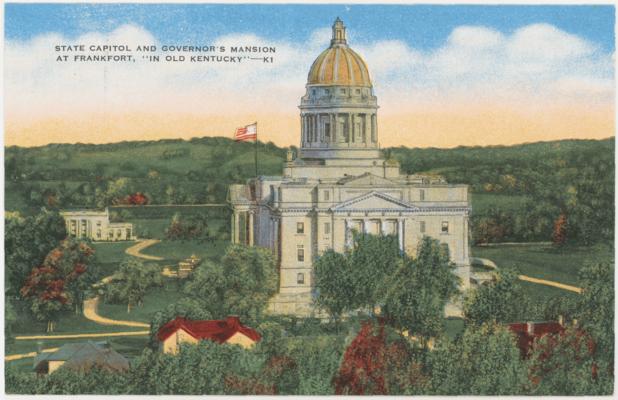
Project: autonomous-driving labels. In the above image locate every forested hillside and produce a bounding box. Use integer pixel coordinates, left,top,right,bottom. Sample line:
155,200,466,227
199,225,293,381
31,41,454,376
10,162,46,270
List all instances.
5,137,614,245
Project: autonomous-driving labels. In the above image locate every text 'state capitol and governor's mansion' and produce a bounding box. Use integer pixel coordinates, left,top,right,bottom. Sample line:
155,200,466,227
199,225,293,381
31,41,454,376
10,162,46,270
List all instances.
229,19,471,316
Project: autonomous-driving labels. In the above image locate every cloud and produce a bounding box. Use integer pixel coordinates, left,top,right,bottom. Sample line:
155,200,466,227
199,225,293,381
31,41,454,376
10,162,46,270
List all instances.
4,22,614,147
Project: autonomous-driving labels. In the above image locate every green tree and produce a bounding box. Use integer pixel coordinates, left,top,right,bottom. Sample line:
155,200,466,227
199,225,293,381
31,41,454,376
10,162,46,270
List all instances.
348,233,401,310
5,210,66,295
128,341,266,394
184,245,277,321
527,326,610,395
575,261,614,376
383,237,459,345
464,268,532,325
428,323,529,395
103,259,163,313
313,250,354,327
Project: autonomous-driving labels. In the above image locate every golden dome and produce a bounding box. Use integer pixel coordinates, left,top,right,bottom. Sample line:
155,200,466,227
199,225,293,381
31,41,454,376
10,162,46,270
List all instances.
307,18,372,87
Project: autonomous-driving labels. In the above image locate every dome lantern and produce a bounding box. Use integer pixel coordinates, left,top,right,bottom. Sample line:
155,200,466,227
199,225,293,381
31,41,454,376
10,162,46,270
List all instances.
331,17,347,46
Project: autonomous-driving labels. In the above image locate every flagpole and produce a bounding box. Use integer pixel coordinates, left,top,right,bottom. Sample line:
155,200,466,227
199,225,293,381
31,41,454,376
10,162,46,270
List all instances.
254,122,258,178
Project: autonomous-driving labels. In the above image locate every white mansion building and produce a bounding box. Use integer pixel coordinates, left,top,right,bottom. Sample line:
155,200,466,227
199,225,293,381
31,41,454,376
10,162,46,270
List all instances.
229,18,471,316
61,208,135,242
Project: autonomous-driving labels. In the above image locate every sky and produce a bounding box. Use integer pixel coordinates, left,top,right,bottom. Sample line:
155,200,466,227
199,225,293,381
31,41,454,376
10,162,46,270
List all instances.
4,3,616,148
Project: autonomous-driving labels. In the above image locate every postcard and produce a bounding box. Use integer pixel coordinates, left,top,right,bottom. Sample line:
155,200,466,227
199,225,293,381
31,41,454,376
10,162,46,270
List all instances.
3,2,615,396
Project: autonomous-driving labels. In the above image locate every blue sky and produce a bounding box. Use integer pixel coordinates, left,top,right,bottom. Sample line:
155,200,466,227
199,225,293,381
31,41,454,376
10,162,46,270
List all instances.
5,4,615,52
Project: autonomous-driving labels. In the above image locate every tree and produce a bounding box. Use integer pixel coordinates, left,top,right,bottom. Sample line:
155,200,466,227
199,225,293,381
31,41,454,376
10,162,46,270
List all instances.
552,213,568,246
20,265,70,332
183,245,277,321
5,210,66,295
334,321,388,395
428,323,529,395
103,259,163,313
383,237,459,345
20,238,97,331
348,233,401,310
128,341,266,394
527,326,606,395
574,261,614,381
313,250,354,327
464,268,532,326
42,238,99,314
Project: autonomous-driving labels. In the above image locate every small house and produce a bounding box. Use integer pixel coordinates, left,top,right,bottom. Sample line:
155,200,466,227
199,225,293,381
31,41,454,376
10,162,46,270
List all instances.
157,316,261,354
33,341,129,374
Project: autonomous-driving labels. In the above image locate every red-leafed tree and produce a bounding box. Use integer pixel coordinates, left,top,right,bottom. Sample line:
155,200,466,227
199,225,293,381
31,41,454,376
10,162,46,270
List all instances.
552,213,568,246
334,321,388,395
334,320,428,395
125,192,149,205
20,238,98,332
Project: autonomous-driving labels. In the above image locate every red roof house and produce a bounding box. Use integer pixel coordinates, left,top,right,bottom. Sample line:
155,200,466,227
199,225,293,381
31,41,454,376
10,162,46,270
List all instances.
157,316,261,354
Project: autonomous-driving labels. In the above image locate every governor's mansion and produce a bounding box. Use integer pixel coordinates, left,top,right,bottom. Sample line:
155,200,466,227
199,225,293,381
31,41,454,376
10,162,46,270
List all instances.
229,18,471,316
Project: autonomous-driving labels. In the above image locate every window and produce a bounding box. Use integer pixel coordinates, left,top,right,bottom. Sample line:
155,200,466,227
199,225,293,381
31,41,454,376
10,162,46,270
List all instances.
442,221,449,234
297,273,305,285
324,222,331,235
355,89,361,94
297,222,304,234
420,221,426,233
420,189,425,201
297,245,304,262
96,229,101,239
340,88,345,94
96,221,102,227
324,89,330,95
311,89,316,96
324,190,330,201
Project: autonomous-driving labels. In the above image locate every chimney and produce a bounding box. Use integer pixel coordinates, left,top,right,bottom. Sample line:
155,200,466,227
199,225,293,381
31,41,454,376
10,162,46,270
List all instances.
558,315,564,326
226,316,240,328
526,322,535,335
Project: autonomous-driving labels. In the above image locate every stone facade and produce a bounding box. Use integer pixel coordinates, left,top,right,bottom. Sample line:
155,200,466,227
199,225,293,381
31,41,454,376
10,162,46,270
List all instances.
60,208,135,242
228,18,471,317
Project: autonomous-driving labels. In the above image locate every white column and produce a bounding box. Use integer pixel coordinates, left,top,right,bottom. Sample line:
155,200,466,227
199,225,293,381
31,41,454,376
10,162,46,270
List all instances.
344,219,350,249
398,219,404,252
234,213,240,244
248,211,254,246
363,219,369,234
371,113,377,143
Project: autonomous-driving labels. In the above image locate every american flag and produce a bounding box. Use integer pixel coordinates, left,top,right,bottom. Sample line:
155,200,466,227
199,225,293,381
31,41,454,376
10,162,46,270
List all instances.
234,123,257,142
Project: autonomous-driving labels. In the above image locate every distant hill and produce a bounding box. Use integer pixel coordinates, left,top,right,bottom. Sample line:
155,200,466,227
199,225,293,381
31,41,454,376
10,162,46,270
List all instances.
5,137,614,246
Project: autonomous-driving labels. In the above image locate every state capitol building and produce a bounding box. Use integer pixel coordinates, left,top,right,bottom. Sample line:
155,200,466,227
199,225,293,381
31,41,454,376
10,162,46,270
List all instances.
229,18,471,316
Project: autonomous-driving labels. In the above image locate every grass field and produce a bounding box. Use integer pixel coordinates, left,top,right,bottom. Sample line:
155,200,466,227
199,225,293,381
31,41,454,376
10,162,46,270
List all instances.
139,238,230,264
472,243,612,303
97,279,186,324
470,193,530,215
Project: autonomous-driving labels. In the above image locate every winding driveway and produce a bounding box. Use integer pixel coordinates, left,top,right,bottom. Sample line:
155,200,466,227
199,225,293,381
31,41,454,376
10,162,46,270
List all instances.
125,239,164,260
471,257,583,294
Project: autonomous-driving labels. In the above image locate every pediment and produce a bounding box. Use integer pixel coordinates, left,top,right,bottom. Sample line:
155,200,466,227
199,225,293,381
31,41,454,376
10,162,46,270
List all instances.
332,191,418,212
337,173,398,187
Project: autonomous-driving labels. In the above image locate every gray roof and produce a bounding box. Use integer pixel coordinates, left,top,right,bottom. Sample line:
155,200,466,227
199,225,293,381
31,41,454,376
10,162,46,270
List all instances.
34,341,129,373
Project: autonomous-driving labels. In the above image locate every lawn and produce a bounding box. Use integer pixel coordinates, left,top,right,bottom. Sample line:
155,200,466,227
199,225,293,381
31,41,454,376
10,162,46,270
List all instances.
97,279,186,324
472,243,612,303
139,238,230,263
470,193,530,215
91,241,136,276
